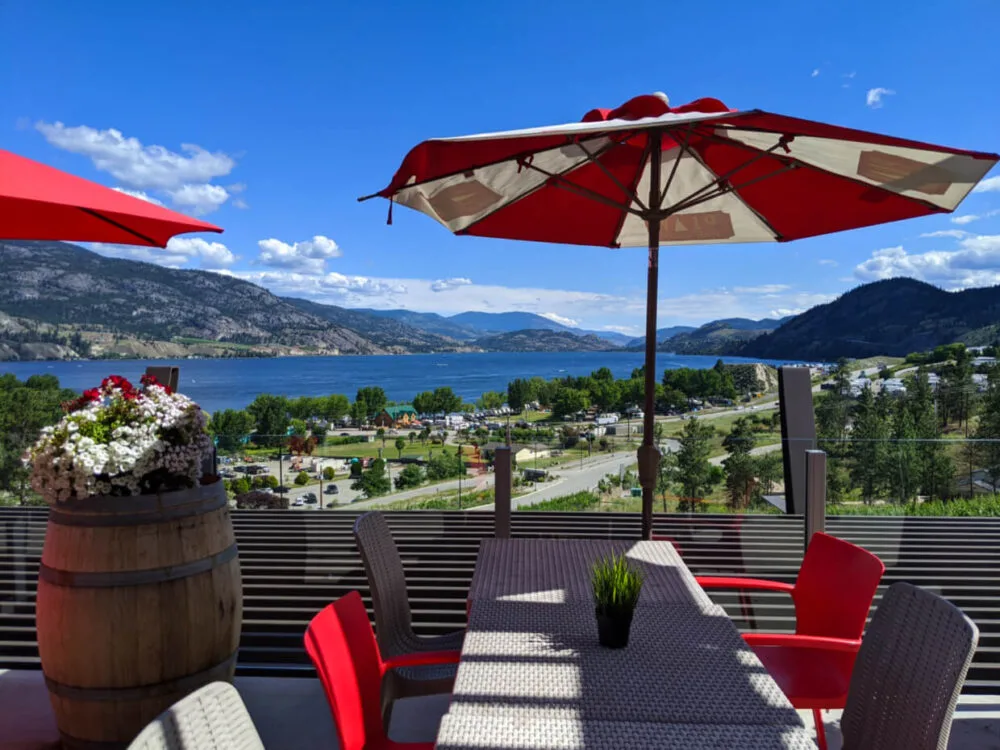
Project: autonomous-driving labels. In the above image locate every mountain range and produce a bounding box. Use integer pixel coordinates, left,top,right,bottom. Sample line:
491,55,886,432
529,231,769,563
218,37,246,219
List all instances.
4,240,1000,362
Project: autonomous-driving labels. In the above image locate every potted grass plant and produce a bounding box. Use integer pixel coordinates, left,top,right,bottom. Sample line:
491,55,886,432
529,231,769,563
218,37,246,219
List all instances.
591,553,644,648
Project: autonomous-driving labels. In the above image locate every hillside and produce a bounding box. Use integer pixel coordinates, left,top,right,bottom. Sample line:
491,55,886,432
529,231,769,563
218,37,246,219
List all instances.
281,298,466,353
0,241,387,359
356,309,484,341
741,279,1000,360
626,326,697,348
474,329,619,353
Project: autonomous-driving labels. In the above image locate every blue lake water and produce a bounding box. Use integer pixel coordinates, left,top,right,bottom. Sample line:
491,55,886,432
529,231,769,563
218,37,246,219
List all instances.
1,352,806,414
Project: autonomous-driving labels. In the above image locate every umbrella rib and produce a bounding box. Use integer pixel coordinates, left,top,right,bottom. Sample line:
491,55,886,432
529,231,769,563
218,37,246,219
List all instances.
514,159,642,217
695,126,950,214
455,138,633,236
609,138,653,248
666,164,797,217
78,208,160,247
658,124,697,208
575,139,647,211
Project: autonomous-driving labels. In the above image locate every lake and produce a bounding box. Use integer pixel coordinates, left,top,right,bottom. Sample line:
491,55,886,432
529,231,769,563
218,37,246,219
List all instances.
1,352,806,413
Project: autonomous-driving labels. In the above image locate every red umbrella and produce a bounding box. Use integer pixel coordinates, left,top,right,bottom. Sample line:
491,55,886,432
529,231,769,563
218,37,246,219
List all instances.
0,149,222,247
360,92,999,538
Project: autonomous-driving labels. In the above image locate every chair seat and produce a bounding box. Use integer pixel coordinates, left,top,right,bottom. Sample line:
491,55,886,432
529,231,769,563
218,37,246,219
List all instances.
752,644,854,709
390,658,459,685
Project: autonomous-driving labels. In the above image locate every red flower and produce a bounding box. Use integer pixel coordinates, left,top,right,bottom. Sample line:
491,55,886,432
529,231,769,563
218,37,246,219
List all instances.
140,373,172,395
82,388,101,402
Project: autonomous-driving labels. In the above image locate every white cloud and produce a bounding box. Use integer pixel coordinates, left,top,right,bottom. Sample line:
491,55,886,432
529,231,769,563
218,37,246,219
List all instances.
818,259,838,267
166,184,230,215
87,236,235,270
539,312,579,327
430,277,473,292
843,71,856,79
921,229,970,239
87,243,190,268
112,187,164,206
601,324,640,335
951,209,1000,226
256,235,342,274
732,284,790,294
854,235,1000,289
35,121,235,190
811,68,820,77
866,87,895,108
232,199,249,210
974,176,1000,193
166,237,237,268
222,269,406,298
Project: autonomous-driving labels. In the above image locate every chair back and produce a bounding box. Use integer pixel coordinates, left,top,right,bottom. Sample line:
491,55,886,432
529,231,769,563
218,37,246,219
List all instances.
304,591,388,750
793,531,885,639
354,511,414,656
841,582,979,750
127,682,265,750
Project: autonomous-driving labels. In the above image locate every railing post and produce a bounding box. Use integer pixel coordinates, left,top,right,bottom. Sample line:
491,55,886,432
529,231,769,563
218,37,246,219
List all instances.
804,449,826,551
494,447,512,539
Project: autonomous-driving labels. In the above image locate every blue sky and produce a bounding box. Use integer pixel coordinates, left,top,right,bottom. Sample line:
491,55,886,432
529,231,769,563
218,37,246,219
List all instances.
2,0,999,336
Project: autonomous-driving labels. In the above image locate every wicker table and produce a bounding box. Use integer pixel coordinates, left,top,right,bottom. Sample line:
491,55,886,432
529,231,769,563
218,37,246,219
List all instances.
436,539,814,749
468,538,714,608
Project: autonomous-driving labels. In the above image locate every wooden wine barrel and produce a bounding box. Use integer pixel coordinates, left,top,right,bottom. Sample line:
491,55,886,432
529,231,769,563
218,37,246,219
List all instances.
35,480,243,749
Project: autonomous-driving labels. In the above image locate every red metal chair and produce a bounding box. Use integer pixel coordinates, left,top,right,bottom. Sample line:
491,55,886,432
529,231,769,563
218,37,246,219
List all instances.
305,590,461,750
696,531,885,750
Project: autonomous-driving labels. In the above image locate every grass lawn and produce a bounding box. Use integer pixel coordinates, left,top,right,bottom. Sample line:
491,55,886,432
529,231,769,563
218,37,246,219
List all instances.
848,356,905,372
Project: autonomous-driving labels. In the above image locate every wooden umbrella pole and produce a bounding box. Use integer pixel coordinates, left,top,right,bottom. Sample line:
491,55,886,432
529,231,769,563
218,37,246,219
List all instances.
638,131,663,540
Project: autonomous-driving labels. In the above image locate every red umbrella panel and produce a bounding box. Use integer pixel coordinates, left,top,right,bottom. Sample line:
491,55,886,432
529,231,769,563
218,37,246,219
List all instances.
0,149,222,247
362,92,999,537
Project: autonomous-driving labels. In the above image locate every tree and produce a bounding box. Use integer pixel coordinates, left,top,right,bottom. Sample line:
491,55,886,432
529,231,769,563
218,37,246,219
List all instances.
408,431,417,445
674,418,718,511
974,368,1000,493
888,397,920,504
289,418,308,437
478,391,506,410
288,396,322,420
354,386,387,423
850,387,892,503
722,417,756,510
322,466,336,481
656,451,678,512
394,436,406,459
412,391,435,415
321,394,350,422
209,409,255,452
230,477,251,496
394,464,424,490
433,387,462,414
352,458,391,498
552,387,590,419
507,378,532,412
294,470,311,486
426,452,466,480
376,427,386,449
419,426,431,446
247,394,290,446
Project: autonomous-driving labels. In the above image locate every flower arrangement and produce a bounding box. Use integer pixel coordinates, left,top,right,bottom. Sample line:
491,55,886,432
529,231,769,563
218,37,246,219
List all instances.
26,374,212,502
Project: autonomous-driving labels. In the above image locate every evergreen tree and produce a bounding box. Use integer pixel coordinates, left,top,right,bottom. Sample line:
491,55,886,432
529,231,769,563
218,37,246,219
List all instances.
674,418,718,511
351,458,391,497
974,368,1000,492
722,417,756,510
850,387,891,503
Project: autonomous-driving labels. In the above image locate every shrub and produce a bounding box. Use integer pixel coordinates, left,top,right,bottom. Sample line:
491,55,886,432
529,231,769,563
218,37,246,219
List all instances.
394,464,424,490
294,471,311,486
322,466,336,481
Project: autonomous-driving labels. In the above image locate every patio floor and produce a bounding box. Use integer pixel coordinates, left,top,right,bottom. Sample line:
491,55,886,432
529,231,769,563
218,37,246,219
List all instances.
2,669,998,749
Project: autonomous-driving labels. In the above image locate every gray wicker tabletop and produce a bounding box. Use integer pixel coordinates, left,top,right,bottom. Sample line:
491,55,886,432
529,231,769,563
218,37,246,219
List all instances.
469,539,713,608
445,600,804,729
436,714,816,750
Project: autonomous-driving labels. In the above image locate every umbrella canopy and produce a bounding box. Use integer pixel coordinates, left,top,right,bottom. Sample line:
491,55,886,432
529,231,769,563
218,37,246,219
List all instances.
0,149,222,247
362,92,999,538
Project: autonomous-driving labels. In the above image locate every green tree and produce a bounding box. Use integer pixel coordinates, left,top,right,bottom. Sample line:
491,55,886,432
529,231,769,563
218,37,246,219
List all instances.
432,387,462,414
426,452,466,480
394,464,424,490
352,458,391,497
376,427,386,449
294,470,311,486
209,409,255,452
231,477,251,495
722,417,756,510
674,418,718,511
552,387,590,419
888,398,920,504
289,418,308,437
413,391,435,415
321,394,350,422
507,378,532,412
656,451,678,511
394,436,406,459
408,431,417,445
247,394,290,446
322,466,336,481
354,386,387,423
478,391,506,410
850,387,892,503
288,396,322,420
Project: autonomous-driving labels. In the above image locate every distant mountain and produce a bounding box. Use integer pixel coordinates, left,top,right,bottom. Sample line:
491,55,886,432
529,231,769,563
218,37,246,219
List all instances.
657,317,790,355
626,326,697,348
474,329,620,353
282,298,465,353
449,311,571,334
741,279,1000,360
355,309,483,341
0,240,387,359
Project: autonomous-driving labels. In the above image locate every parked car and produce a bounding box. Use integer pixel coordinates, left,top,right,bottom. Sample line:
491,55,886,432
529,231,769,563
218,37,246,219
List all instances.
325,502,336,508
303,493,318,504
326,484,339,494
292,498,305,507
340,432,351,437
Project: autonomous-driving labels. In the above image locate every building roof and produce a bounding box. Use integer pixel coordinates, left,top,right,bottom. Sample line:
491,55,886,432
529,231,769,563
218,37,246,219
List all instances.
384,405,417,417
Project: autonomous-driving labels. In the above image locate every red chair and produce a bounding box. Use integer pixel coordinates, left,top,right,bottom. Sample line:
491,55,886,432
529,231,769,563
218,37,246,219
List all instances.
696,531,885,750
305,591,461,750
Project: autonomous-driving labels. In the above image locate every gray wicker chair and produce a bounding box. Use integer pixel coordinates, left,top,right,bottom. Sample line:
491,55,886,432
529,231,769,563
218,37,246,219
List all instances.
354,511,465,724
127,682,265,750
840,582,979,750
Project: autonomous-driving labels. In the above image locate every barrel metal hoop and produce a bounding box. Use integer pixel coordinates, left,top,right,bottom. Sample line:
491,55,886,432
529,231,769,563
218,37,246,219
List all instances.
47,492,227,528
44,651,238,702
39,543,238,588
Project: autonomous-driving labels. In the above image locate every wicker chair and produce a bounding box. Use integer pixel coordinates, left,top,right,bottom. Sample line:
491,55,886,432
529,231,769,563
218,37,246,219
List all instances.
127,682,265,750
840,582,979,750
353,512,464,725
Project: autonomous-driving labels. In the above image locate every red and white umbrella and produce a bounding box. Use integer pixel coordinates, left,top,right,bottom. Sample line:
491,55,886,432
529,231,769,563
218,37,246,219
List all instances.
361,92,999,537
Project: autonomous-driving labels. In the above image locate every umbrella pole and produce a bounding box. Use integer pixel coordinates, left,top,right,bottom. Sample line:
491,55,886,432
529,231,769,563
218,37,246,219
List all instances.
638,132,663,540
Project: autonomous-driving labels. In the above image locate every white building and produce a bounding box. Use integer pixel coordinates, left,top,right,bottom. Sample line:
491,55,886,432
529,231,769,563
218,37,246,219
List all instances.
595,413,620,426
444,413,466,428
882,378,907,396
972,356,997,368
